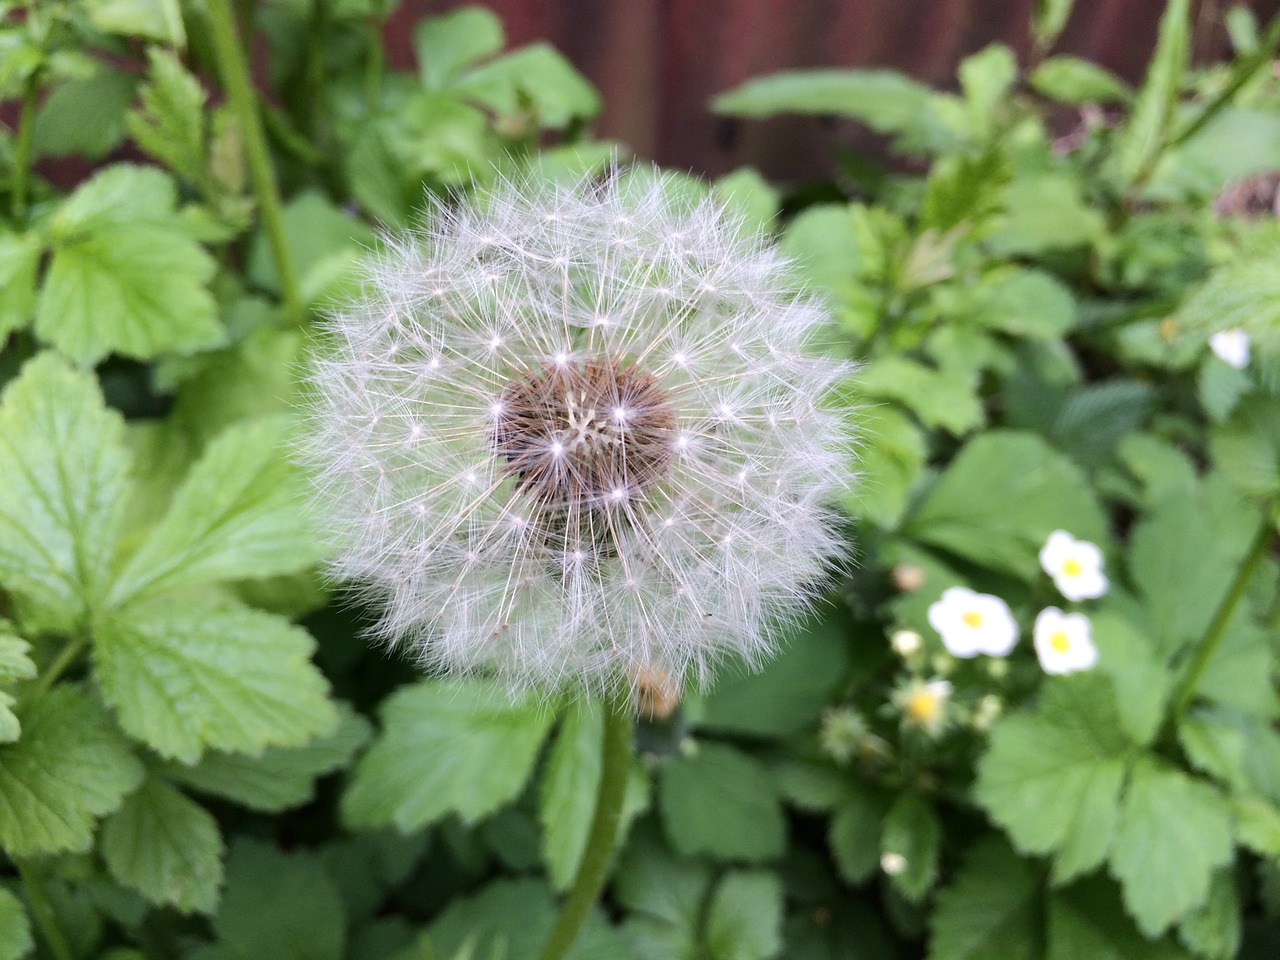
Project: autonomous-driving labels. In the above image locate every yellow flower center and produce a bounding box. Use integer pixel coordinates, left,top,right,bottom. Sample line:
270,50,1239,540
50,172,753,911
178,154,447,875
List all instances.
961,610,983,628
906,690,940,724
1062,558,1082,577
1049,630,1071,654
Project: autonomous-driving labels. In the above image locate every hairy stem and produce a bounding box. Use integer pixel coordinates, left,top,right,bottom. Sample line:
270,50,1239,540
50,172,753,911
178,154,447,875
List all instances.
10,70,40,223
536,694,634,960
1171,510,1275,719
19,862,74,960
204,0,303,324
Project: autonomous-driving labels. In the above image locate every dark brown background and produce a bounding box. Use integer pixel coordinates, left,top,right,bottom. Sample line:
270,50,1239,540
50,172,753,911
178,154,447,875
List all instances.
385,0,1280,180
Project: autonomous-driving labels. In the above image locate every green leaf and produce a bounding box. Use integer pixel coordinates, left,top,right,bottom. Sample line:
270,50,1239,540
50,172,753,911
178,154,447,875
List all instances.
1180,257,1280,354
615,821,711,930
454,44,601,128
699,610,851,737
0,685,143,857
343,679,553,832
95,597,335,764
109,416,322,606
1048,875,1191,960
1178,870,1240,960
0,625,36,744
1032,0,1077,48
212,840,344,960
986,174,1104,256
972,269,1076,340
829,785,888,884
858,357,983,435
903,431,1107,580
1045,380,1154,470
704,872,783,960
920,150,1010,232
1108,757,1233,937
0,888,32,960
660,742,786,863
1029,56,1130,104
846,404,927,527
126,48,208,187
101,776,223,914
1231,794,1280,856
712,167,779,233
927,837,1042,960
36,165,222,364
247,190,375,306
1210,395,1280,498
0,232,40,336
1179,712,1249,792
1197,356,1251,424
83,0,186,45
974,673,1130,885
540,706,603,891
32,70,136,160
162,703,370,812
958,45,1017,139
1117,0,1189,183
1195,607,1277,716
1091,613,1169,746
0,353,131,628
414,6,504,91
881,794,942,903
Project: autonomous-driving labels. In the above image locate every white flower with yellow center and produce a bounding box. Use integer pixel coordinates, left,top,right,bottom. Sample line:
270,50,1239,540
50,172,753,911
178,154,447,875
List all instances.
926,587,1018,658
1039,530,1107,601
1209,328,1250,369
893,677,953,737
1033,607,1097,675
301,167,854,696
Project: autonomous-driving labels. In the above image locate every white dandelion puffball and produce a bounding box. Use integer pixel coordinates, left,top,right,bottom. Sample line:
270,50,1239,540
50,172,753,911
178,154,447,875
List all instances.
927,586,1018,658
1039,530,1108,601
1209,328,1250,369
1033,607,1098,675
302,167,854,695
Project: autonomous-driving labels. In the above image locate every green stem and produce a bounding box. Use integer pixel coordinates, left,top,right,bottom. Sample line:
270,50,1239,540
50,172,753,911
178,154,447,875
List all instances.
1170,510,1275,719
364,14,384,114
203,0,304,325
19,862,74,960
536,693,634,960
21,636,89,708
10,70,40,224
1167,10,1280,151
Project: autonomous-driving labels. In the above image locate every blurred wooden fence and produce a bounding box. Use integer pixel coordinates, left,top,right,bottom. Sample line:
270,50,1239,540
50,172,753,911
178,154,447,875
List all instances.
386,0,1280,179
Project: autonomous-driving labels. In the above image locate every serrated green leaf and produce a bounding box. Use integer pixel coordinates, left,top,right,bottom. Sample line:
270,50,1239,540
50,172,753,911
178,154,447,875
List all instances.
0,685,143,857
163,702,370,812
126,48,208,187
101,777,223,914
212,841,344,960
36,165,221,364
846,404,927,527
927,837,1042,960
0,888,32,960
974,673,1130,885
1091,613,1168,746
858,356,983,434
0,625,36,745
1178,870,1240,960
414,6,504,91
700,610,851,738
109,416,321,606
920,150,1010,233
1030,56,1130,104
1209,395,1280,498
33,70,136,159
986,174,1103,256
972,269,1076,340
1179,712,1249,791
704,872,783,960
1180,259,1280,355
829,784,888,884
1231,794,1280,856
881,794,941,902
1117,0,1189,183
904,431,1108,580
1048,875,1191,960
0,232,40,337
0,353,131,628
615,821,711,929
660,742,785,863
454,43,600,128
1197,357,1251,424
95,597,335,764
958,45,1017,139
1048,380,1153,470
84,0,185,44
343,679,553,832
1195,606,1277,716
1109,757,1233,937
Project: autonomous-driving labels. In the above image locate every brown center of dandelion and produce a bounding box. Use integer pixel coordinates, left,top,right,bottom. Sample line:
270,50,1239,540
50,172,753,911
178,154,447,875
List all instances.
494,358,677,508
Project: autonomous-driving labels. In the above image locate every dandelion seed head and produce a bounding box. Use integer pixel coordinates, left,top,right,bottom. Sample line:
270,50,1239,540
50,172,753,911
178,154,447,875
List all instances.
300,165,855,697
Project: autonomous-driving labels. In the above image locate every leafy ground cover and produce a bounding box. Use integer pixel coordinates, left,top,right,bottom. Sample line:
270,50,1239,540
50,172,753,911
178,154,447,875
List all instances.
1,0,1279,958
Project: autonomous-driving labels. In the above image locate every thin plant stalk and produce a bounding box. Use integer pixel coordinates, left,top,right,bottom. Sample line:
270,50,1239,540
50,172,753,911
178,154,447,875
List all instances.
535,693,634,960
10,70,40,223
1170,509,1275,719
203,0,304,325
19,862,73,960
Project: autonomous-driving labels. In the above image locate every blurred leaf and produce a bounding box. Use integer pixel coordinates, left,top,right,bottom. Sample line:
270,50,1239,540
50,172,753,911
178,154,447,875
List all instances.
987,175,1103,255
36,165,222,364
958,45,1017,140
704,872,783,960
971,269,1076,340
0,685,143,857
858,357,983,435
127,48,208,188
920,150,1009,232
1179,711,1250,792
1046,380,1153,470
927,837,1041,960
847,404,927,528
83,0,185,45
163,703,371,812
1178,870,1241,960
414,6,504,91
1109,757,1233,937
0,888,31,960
454,44,600,128
881,794,941,902
1209,394,1280,498
1091,613,1168,746
0,232,40,337
1117,0,1190,183
1030,56,1130,104
1033,0,1077,48
660,742,785,863
95,596,336,764
0,354,130,628
33,69,136,159
1194,606,1277,716
1179,257,1280,353
101,777,223,914
1047,875,1193,960
248,191,376,306
343,680,553,832
974,673,1129,885
904,431,1107,580
1197,356,1251,424
829,784,890,884
713,167,779,233
109,416,322,606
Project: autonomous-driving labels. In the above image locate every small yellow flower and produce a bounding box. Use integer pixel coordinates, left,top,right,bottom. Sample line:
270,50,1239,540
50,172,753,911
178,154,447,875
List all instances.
1039,531,1107,601
1033,607,1098,675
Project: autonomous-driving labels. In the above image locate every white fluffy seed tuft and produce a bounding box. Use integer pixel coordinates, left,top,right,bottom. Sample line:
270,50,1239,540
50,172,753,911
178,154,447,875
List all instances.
300,166,856,698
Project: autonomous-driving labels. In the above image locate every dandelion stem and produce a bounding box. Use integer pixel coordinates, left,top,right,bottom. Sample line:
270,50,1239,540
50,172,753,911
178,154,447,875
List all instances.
1170,509,1275,719
536,692,634,960
19,862,74,960
203,0,303,325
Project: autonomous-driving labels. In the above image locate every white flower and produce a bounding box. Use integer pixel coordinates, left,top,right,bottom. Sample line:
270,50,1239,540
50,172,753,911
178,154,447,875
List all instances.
302,167,854,695
893,677,953,736
1033,607,1098,675
890,629,922,657
1209,328,1250,369
926,587,1018,658
1039,530,1108,601
880,852,908,876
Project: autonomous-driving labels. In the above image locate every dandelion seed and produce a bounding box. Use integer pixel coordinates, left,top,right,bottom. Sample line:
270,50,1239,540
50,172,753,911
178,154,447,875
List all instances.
1039,530,1108,601
1033,607,1098,675
927,587,1018,658
301,166,855,696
